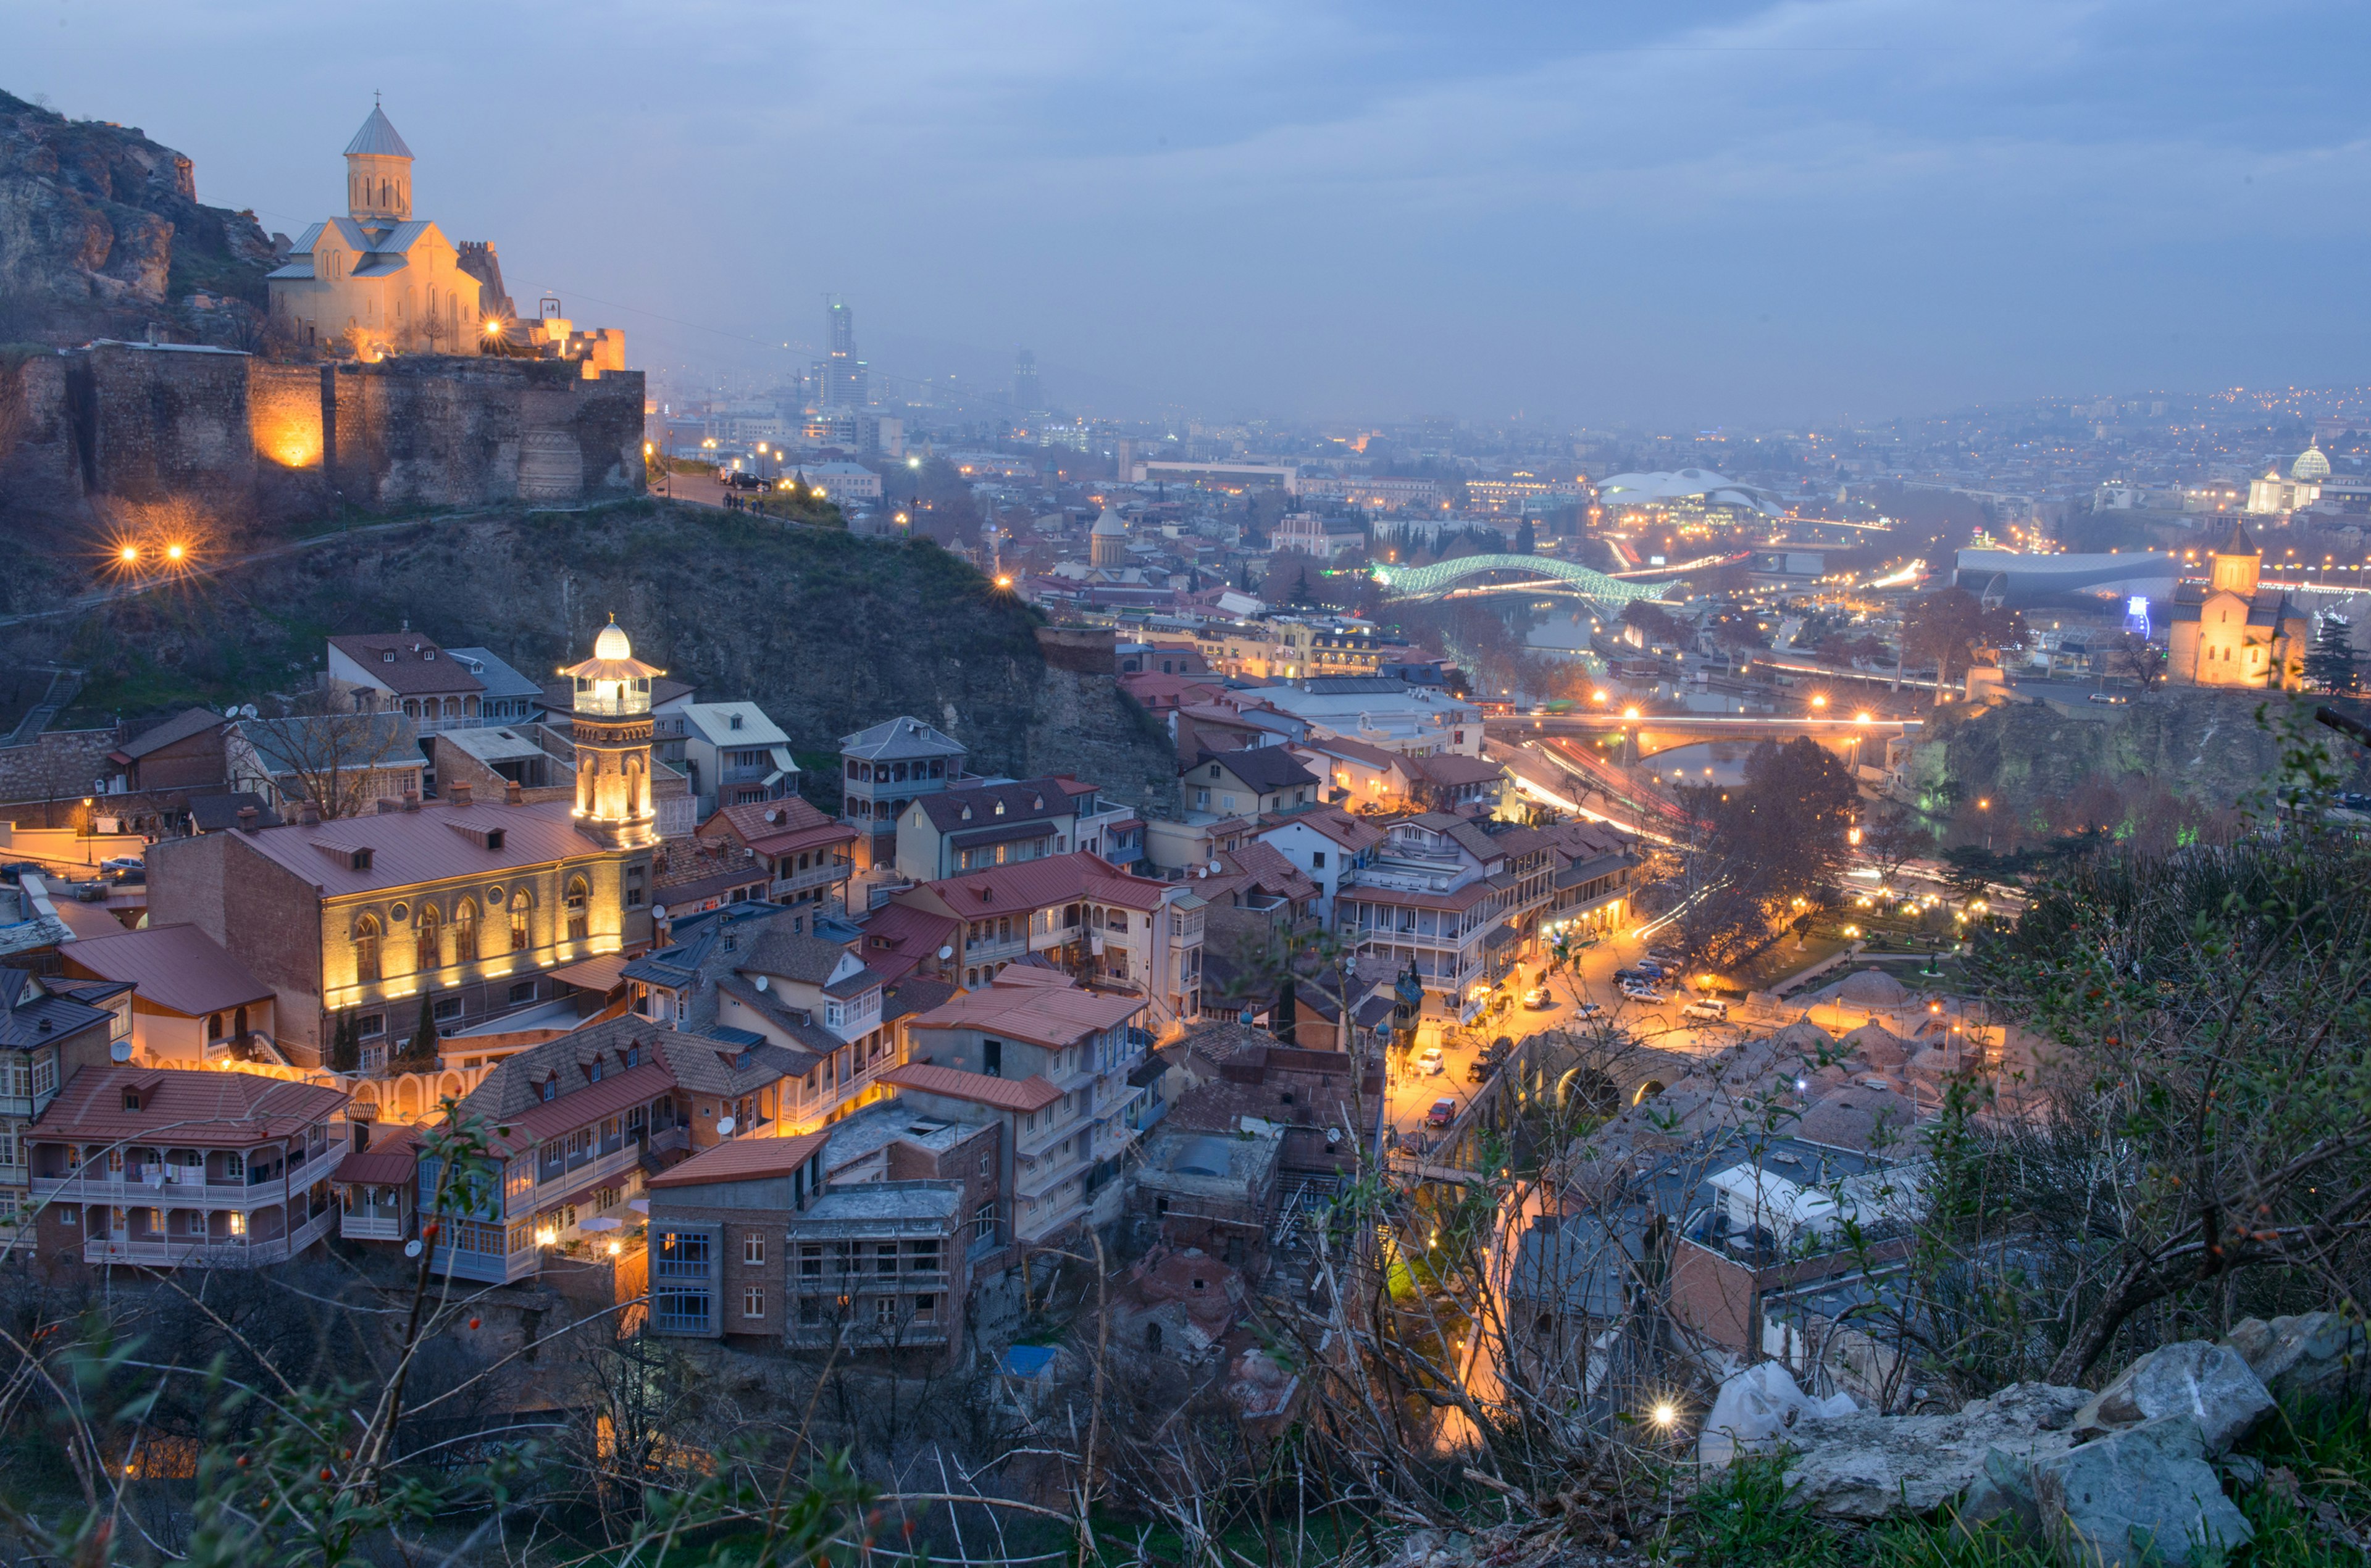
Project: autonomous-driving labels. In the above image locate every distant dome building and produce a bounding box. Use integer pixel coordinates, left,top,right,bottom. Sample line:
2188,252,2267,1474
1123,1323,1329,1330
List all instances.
2248,446,2331,514
1594,468,1784,517
1089,506,1131,570
2292,445,2332,482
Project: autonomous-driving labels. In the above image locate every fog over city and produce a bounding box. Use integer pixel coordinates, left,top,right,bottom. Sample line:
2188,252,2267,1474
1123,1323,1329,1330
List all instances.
12,0,2370,423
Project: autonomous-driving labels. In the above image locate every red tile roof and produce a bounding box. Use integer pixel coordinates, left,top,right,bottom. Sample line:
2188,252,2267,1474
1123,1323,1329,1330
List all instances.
701,797,856,859
647,1129,831,1188
923,851,1173,921
909,973,1145,1047
329,634,486,697
217,799,614,898
880,1062,1063,1113
59,923,275,1018
332,1127,421,1186
36,1064,346,1147
495,1061,679,1154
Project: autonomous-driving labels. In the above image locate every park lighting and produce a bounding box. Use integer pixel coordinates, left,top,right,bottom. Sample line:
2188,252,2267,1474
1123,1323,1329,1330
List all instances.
165,543,185,562
995,575,1013,588
1811,694,1827,708
1854,711,1872,724
1623,707,1640,720
1978,798,1990,811
1652,1401,1678,1429
907,456,921,469
482,319,501,337
1848,825,1862,845
1591,690,1608,703
119,544,138,562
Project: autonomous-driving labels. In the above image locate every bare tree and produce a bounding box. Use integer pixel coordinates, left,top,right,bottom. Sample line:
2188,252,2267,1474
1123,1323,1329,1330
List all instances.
235,688,416,819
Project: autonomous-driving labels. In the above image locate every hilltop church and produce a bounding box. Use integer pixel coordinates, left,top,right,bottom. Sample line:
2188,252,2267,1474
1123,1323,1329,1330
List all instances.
2164,519,2309,690
266,103,515,356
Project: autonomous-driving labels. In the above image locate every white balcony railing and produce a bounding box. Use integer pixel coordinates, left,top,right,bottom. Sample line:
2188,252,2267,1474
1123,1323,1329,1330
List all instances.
84,1207,337,1267
36,1175,286,1207
341,1212,406,1241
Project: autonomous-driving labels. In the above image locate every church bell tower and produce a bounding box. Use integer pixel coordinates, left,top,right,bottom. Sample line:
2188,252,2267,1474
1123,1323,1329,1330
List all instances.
559,617,661,849
345,101,414,225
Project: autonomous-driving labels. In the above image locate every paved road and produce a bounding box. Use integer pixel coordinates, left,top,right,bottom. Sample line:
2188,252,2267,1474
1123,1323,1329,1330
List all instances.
1379,927,1747,1149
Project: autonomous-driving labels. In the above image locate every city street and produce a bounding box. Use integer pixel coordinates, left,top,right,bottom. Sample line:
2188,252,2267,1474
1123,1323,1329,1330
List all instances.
1379,925,1747,1151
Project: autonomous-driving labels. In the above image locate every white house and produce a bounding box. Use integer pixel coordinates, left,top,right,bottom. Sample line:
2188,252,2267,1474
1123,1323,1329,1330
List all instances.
677,703,798,819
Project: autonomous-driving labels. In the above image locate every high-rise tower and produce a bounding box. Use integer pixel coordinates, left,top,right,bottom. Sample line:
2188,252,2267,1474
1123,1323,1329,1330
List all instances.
822,295,867,410
1013,348,1040,413
559,617,662,849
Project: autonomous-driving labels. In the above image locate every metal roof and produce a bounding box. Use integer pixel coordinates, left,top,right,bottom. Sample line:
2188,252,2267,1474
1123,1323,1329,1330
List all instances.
343,105,414,159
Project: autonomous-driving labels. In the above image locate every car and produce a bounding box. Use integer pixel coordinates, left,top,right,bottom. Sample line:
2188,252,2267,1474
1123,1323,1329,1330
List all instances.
1416,1046,1445,1075
1426,1097,1457,1128
723,470,766,490
1522,986,1552,1009
2087,692,2129,705
1681,998,1729,1022
1573,1001,1605,1020
1621,984,1664,1004
0,862,44,885
100,856,144,873
1615,965,1663,985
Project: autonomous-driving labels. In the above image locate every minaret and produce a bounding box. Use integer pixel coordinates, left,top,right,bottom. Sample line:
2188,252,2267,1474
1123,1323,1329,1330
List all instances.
559,617,662,849
2210,518,2262,597
345,101,414,225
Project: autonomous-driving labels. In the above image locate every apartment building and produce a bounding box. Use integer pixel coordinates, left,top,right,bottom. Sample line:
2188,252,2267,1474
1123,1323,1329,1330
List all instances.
0,970,127,1232
838,717,970,867
326,631,487,732
893,968,1151,1245
55,924,276,1066
677,703,798,818
696,798,860,921
27,1065,347,1273
892,776,1136,882
1254,806,1386,920
414,1013,809,1282
1182,748,1318,824
886,851,1205,1028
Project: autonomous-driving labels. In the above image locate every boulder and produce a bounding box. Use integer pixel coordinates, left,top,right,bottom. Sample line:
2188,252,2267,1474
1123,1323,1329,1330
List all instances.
2029,1415,2254,1568
2223,1312,2369,1405
1697,1362,1856,1467
1777,1382,2088,1520
2072,1340,2272,1455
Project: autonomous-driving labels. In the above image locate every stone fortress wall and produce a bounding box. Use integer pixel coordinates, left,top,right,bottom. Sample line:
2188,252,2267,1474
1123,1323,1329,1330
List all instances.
13,340,645,522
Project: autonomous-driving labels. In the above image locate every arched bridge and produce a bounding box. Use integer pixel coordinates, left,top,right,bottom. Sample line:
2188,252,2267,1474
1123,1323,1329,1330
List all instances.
1498,712,1918,762
1369,554,1678,604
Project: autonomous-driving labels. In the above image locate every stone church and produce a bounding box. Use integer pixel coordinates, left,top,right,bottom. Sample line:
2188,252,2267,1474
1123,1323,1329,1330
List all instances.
266,104,514,356
2165,519,2309,689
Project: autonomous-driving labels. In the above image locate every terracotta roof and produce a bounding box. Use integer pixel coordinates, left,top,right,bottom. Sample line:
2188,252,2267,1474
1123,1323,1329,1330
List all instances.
454,1013,803,1131
57,923,274,1018
332,1127,422,1186
1412,753,1505,788
647,1129,831,1188
1265,807,1386,853
922,851,1173,921
204,798,613,898
909,973,1145,1048
1219,841,1318,904
35,1064,346,1147
703,796,838,845
329,634,486,697
880,1062,1063,1113
549,953,634,994
852,903,958,985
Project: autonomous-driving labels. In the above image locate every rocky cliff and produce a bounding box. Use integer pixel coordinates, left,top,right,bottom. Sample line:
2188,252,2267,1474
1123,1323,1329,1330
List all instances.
0,500,1182,818
0,88,280,347
1897,686,2371,845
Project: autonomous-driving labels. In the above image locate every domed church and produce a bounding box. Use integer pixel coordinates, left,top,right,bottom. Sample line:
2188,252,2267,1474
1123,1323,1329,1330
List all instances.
2165,519,2308,688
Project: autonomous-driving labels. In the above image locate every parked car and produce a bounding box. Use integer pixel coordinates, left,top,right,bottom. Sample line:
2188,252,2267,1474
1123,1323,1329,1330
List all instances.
723,470,766,490
1621,983,1664,1004
1573,1001,1605,1020
0,862,44,884
1426,1097,1457,1128
1416,1046,1445,1076
1681,998,1729,1022
1522,986,1552,1010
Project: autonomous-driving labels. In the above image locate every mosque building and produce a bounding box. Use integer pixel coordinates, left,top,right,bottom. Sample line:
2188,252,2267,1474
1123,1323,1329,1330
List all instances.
2246,446,2332,515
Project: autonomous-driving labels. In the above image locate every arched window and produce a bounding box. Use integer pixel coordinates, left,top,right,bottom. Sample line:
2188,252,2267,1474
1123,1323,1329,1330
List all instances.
415,902,441,974
354,915,382,983
509,889,532,952
625,756,645,816
206,1012,224,1041
565,877,589,943
452,899,477,964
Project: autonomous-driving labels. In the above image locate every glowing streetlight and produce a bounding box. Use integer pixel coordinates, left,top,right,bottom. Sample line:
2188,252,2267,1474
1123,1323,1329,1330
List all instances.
1811,694,1827,708
119,545,139,563
165,543,186,562
1652,1401,1677,1428
1622,707,1640,720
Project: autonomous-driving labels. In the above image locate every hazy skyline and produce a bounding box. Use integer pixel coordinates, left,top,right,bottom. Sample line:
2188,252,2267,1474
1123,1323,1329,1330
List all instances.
11,0,2368,428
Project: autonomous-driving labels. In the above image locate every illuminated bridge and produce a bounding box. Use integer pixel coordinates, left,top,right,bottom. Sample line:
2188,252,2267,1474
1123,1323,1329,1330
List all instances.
1368,554,1679,605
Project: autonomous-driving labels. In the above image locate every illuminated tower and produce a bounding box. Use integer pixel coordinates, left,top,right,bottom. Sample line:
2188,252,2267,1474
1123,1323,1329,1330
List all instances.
345,101,413,224
559,617,661,848
1090,505,1129,570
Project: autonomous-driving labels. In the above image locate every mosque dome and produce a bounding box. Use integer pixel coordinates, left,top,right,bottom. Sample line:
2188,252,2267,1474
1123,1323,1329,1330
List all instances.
2291,446,2332,482
593,618,634,661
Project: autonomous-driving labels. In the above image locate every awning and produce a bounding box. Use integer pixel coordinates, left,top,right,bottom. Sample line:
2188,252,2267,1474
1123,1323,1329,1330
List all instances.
549,953,632,994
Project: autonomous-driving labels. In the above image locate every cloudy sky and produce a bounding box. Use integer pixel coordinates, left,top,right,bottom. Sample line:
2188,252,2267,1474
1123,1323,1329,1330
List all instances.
11,0,2369,427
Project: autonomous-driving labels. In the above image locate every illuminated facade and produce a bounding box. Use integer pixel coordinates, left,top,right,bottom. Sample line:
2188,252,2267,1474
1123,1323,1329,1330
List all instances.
560,618,663,850
2165,520,2308,690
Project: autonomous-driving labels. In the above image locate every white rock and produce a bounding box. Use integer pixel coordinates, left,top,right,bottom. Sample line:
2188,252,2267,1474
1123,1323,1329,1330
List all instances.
2224,1312,2369,1405
2073,1340,2272,1456
1777,1382,2089,1520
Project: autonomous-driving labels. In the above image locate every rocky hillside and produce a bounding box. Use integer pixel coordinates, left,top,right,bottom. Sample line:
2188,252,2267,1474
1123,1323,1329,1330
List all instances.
0,501,1181,817
1896,686,2371,844
0,88,280,347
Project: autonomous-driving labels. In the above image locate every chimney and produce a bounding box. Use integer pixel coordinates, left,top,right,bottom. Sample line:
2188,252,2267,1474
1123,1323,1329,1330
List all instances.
298,800,322,827
401,790,421,813
506,779,524,806
236,806,259,833
377,798,399,815
448,781,474,807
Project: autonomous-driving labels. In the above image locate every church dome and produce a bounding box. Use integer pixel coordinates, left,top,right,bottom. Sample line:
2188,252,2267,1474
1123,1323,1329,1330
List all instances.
592,618,634,661
1090,506,1129,536
2291,446,2331,482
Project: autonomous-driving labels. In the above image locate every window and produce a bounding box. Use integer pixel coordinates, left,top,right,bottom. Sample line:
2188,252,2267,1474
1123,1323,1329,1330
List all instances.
743,1232,766,1265
30,1054,53,1097
356,1013,385,1040
508,980,537,1006
743,1285,765,1319
206,1013,224,1041
565,878,589,942
874,1296,895,1325
432,998,462,1024
914,1293,937,1322
624,1045,640,1069
354,916,382,983
799,1296,821,1326
877,1242,898,1275
452,899,477,962
800,1244,822,1278
414,901,441,973
540,1079,557,1103
509,890,532,951
121,1089,141,1112
1311,851,1326,869
654,1230,713,1277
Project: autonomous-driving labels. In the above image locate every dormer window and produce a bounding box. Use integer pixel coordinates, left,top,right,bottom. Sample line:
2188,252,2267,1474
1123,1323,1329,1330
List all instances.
350,849,374,871
993,801,1005,816
121,1089,141,1112
588,1058,603,1083
625,1045,639,1067
423,648,436,661
961,806,972,820
382,650,396,664
541,1078,558,1103
729,713,743,730
736,1049,753,1070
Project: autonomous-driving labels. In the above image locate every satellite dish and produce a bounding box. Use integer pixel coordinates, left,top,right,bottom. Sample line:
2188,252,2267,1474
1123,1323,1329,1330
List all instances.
1208,861,1222,874
754,975,769,991
716,1116,737,1136
651,905,668,921
110,1041,132,1063
403,1240,423,1257
938,945,954,961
